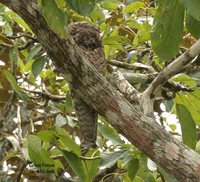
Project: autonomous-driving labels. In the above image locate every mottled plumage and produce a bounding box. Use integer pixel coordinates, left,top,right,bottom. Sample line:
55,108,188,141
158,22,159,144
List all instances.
67,22,105,153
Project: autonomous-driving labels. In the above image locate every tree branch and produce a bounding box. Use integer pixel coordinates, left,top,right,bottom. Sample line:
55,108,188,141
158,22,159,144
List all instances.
144,40,200,96
1,0,200,181
108,59,155,73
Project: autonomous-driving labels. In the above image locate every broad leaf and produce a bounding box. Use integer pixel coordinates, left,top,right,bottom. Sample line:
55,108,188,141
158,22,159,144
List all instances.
123,1,144,13
84,150,100,182
9,45,18,64
186,13,200,39
61,149,86,182
180,0,200,21
100,0,120,10
37,130,56,143
175,92,200,125
100,149,128,168
3,70,28,101
176,104,197,149
128,158,140,181
66,0,96,16
41,0,67,38
151,0,184,60
98,122,124,145
32,56,46,78
27,135,54,170
26,45,42,62
172,73,196,87
55,127,80,155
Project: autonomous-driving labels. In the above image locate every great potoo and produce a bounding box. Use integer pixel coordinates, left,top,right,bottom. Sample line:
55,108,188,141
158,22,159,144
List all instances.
67,22,106,154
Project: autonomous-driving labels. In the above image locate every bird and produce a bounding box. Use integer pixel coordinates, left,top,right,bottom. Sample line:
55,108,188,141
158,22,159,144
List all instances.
67,22,106,154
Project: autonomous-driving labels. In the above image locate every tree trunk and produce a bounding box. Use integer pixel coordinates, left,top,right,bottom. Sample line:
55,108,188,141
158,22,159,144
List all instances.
1,0,200,181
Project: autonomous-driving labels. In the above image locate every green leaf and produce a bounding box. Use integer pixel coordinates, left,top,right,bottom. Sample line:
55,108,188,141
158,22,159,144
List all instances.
84,150,100,182
186,13,200,39
98,122,124,145
55,127,80,155
123,1,144,13
103,35,132,46
151,0,184,60
32,56,46,78
3,70,28,101
158,166,178,182
55,114,68,127
100,149,128,168
127,158,140,181
65,91,73,113
172,73,197,87
100,0,121,10
175,91,200,125
37,130,56,143
7,11,32,32
90,5,105,22
66,0,96,16
41,0,68,38
26,45,42,62
9,45,18,64
27,135,54,170
27,135,42,154
176,104,197,149
180,0,200,21
60,149,86,182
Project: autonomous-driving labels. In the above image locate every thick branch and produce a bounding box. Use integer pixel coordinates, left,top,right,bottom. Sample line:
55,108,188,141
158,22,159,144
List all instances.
1,1,200,181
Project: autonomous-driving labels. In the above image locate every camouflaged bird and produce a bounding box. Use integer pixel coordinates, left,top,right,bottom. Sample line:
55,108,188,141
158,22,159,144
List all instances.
67,22,106,154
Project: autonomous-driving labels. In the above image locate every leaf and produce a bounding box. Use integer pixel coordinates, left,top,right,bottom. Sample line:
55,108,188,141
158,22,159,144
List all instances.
55,127,81,155
65,91,73,113
37,130,56,143
65,0,96,16
55,114,68,127
32,56,46,78
186,13,200,39
180,0,200,21
41,0,68,38
123,1,144,13
84,150,100,182
100,0,120,10
27,135,42,154
60,149,86,182
3,70,28,101
7,11,32,32
127,158,140,181
100,149,128,168
26,45,42,62
151,0,184,60
176,104,197,149
27,135,54,170
172,73,197,87
103,35,132,46
9,45,18,64
175,91,200,125
98,122,124,145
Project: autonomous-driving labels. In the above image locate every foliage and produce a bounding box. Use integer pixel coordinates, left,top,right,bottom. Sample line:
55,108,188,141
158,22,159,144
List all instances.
0,0,200,181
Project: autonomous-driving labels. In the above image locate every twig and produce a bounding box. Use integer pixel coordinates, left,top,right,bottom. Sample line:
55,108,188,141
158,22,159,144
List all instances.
0,39,38,51
6,34,38,41
23,88,66,100
80,155,100,160
108,59,155,73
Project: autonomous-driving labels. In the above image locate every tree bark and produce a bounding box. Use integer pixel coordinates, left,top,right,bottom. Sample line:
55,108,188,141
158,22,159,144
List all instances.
1,0,200,181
